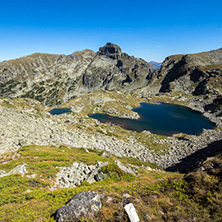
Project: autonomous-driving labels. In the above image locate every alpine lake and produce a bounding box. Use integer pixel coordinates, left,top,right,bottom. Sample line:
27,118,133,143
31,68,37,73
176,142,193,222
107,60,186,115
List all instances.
50,103,215,136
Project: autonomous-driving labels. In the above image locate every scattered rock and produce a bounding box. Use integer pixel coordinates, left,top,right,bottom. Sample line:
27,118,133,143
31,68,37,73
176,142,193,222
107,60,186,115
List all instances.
124,203,140,222
0,95,221,171
9,163,28,176
101,150,111,158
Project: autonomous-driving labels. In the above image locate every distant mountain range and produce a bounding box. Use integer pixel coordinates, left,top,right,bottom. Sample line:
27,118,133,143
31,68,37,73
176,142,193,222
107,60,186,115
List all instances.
149,61,162,71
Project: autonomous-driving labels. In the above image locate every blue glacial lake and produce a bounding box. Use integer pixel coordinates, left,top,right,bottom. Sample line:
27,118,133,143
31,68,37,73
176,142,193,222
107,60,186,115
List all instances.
88,102,215,135
49,108,72,115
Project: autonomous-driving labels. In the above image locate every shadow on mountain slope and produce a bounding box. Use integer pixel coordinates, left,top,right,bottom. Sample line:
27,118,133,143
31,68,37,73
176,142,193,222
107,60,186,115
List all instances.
165,140,222,173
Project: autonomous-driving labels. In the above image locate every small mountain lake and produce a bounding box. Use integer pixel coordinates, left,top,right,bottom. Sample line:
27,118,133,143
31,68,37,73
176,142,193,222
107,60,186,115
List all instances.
49,108,72,115
88,102,215,135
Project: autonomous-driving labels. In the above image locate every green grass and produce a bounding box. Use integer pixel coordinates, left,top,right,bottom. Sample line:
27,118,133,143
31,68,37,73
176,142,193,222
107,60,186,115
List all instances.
0,145,112,181
0,145,221,221
199,64,222,71
0,144,176,221
0,160,221,222
118,156,162,170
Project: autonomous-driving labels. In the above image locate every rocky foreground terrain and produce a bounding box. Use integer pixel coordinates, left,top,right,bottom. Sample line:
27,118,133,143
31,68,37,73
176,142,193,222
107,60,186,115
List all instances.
0,43,222,221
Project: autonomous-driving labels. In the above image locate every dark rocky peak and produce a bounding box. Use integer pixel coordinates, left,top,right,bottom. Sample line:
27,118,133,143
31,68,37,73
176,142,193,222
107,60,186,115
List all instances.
98,42,122,59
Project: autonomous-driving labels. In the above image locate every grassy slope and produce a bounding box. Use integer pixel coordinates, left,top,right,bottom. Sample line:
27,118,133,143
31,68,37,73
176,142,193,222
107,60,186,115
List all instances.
0,145,164,221
0,145,221,221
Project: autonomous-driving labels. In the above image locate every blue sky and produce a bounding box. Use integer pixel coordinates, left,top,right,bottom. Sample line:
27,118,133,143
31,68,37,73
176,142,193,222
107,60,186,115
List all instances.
0,0,221,62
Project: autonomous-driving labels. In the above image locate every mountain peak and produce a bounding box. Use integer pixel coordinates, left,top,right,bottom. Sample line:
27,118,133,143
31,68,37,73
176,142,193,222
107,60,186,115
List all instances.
98,42,122,59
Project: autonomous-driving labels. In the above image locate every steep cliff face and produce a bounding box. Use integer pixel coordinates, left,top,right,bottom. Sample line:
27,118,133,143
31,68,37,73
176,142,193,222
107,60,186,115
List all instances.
0,43,151,106
81,43,151,92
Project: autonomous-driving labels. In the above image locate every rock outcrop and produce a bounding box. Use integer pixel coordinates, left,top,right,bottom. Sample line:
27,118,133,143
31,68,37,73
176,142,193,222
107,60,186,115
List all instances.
198,154,222,177
54,191,103,222
53,161,108,189
0,163,27,177
140,48,222,96
124,203,140,222
114,160,137,175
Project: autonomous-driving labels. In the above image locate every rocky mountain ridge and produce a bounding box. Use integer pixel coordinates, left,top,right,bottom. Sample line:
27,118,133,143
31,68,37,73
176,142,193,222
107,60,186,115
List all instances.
0,44,221,168
0,43,151,106
1,43,221,114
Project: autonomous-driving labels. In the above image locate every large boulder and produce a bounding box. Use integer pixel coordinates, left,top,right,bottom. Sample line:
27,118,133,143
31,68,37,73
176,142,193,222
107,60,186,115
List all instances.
54,191,103,222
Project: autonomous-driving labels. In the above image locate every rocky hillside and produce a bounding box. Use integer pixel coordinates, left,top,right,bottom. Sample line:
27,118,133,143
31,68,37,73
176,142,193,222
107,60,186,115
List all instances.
1,94,221,169
0,43,151,106
142,48,222,95
81,43,152,92
0,142,221,221
0,50,96,106
137,48,222,119
158,48,222,95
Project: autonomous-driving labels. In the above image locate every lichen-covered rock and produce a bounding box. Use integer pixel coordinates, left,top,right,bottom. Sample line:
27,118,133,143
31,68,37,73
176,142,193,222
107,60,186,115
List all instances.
114,160,137,175
54,191,103,222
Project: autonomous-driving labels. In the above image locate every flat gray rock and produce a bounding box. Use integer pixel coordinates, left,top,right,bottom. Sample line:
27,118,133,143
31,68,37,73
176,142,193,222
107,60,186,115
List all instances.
54,191,103,222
